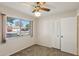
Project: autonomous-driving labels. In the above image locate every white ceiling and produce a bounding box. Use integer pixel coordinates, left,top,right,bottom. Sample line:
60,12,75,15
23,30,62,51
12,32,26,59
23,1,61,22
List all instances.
0,2,79,17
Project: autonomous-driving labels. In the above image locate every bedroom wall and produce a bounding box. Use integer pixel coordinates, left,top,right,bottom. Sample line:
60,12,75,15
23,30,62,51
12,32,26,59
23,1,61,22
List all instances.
36,10,77,49
0,4,36,56
0,4,78,55
36,16,55,47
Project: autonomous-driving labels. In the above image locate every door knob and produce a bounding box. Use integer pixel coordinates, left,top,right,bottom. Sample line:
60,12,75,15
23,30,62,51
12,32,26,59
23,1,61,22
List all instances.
61,35,63,38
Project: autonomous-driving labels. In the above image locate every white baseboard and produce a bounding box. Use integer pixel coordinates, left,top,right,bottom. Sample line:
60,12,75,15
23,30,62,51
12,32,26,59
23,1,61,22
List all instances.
7,43,35,56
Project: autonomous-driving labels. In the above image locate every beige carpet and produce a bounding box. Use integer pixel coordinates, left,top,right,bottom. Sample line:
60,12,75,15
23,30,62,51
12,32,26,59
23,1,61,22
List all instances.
11,44,75,56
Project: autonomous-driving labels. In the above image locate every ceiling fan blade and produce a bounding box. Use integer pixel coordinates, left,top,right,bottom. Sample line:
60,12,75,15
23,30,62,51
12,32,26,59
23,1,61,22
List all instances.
40,7,50,11
36,2,40,4
32,9,36,13
36,2,46,6
32,8,37,13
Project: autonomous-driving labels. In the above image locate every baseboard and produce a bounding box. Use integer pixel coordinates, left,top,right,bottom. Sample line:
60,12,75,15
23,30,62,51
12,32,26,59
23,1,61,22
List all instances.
8,43,35,56
37,43,52,48
9,43,52,56
8,43,77,56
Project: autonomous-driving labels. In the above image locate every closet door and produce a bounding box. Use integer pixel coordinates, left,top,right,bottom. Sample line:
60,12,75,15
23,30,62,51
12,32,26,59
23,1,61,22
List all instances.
54,20,61,49
61,17,77,55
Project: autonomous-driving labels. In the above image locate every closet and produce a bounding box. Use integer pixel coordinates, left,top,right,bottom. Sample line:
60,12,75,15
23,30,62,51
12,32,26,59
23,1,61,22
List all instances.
54,17,77,55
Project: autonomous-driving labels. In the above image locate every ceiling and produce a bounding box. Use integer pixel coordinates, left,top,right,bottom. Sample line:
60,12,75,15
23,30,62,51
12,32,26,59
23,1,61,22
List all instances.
0,2,79,17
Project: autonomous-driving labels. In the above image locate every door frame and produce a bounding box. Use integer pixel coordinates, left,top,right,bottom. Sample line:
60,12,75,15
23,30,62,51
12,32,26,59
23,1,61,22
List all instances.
77,16,79,55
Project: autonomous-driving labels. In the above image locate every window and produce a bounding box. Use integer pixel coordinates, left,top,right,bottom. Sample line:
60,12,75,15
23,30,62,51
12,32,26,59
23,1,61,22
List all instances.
6,17,33,38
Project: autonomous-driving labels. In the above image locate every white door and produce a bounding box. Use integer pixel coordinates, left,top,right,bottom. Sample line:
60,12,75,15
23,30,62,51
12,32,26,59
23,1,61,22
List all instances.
61,17,77,55
54,20,61,49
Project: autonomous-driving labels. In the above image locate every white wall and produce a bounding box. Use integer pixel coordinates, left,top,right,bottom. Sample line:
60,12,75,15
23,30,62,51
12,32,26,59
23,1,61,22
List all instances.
0,5,36,56
77,9,79,16
36,11,77,49
36,17,55,47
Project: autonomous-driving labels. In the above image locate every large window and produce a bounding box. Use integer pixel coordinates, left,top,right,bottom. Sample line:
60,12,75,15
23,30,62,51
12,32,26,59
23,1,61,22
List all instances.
6,17,33,38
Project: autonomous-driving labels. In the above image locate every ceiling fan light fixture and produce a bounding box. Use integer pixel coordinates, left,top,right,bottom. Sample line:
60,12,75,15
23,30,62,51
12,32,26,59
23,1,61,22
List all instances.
34,12,41,17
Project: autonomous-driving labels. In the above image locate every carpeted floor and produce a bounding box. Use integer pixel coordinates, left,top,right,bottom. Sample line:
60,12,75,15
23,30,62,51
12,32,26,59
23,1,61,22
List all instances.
11,44,75,56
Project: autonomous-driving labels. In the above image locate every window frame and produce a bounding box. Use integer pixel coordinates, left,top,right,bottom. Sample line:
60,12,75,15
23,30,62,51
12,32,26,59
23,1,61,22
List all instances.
6,16,33,38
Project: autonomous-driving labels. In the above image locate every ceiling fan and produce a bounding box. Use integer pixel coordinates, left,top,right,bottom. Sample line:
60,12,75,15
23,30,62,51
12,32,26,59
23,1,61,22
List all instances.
32,2,50,13
23,2,51,17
